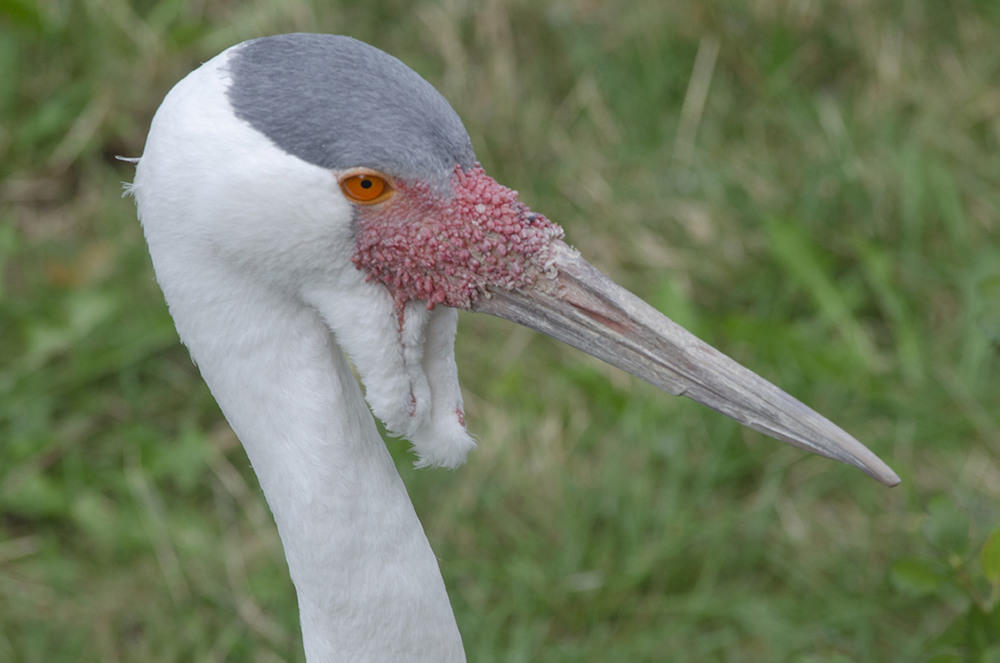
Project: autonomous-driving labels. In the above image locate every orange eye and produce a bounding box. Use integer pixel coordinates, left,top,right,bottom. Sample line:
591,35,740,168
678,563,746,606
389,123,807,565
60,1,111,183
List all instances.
339,170,393,204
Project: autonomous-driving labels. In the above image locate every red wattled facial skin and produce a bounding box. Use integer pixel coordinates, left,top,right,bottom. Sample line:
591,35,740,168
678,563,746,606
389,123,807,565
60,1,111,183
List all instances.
351,164,564,315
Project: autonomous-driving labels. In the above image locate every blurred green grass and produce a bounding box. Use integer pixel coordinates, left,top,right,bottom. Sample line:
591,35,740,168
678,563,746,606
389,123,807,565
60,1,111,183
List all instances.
2,0,999,661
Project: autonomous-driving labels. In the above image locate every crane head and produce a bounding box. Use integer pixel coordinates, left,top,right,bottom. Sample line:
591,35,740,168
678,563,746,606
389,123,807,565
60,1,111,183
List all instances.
131,33,899,486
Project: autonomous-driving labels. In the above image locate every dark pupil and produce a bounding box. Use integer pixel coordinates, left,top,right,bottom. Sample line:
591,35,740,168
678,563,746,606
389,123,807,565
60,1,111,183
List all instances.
360,178,373,189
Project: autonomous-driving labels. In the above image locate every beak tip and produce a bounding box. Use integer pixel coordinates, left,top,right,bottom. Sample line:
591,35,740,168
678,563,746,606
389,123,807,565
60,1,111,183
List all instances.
872,465,902,487
838,441,900,486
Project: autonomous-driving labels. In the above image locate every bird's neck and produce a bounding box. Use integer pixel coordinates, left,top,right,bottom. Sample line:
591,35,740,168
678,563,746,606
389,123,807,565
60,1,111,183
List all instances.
174,277,465,662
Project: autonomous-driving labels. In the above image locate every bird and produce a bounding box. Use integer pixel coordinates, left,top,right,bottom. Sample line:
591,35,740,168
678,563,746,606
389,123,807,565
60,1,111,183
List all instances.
129,33,899,663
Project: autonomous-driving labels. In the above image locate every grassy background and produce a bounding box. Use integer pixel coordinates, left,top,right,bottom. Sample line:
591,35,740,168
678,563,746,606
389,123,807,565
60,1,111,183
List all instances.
3,0,999,660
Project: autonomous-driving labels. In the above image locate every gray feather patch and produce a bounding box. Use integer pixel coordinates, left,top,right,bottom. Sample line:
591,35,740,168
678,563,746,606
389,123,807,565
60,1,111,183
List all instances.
227,34,476,183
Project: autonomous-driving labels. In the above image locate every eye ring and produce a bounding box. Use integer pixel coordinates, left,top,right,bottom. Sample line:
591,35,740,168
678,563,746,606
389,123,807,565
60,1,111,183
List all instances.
338,169,394,204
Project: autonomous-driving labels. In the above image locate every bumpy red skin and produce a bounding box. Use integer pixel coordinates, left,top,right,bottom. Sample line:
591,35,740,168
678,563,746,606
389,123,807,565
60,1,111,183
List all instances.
352,164,564,315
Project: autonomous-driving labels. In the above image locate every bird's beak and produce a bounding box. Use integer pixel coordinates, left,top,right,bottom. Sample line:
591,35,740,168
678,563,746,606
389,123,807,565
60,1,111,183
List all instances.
472,240,900,486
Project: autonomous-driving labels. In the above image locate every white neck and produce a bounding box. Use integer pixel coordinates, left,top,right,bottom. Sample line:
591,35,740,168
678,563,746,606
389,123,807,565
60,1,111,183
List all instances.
132,49,469,659
176,274,465,662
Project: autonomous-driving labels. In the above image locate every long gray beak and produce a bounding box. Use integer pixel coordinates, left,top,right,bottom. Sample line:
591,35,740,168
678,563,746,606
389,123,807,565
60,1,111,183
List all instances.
473,241,900,486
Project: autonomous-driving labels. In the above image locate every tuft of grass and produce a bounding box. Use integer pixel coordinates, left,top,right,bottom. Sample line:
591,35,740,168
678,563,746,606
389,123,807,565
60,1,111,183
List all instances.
2,0,999,660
